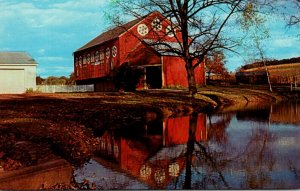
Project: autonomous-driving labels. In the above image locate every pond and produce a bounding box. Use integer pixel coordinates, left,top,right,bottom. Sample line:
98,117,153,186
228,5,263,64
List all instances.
74,100,300,189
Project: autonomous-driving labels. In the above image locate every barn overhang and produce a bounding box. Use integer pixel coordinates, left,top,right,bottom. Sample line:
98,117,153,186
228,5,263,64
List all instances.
126,43,162,67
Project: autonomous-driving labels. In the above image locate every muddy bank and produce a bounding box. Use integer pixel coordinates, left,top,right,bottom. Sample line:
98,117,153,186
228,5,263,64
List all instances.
196,86,296,112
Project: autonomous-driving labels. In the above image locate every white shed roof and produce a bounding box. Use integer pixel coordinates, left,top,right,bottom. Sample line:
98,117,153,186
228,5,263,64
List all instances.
0,52,37,65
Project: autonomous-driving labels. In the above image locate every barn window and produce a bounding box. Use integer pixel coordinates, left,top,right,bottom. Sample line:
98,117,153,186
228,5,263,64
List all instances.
100,50,104,64
79,56,82,66
106,48,110,59
113,144,119,158
168,162,179,177
154,170,166,184
95,51,100,64
83,55,86,65
75,57,79,67
112,46,117,57
91,52,95,63
152,18,162,31
111,60,114,70
87,54,90,64
166,25,176,37
140,165,151,179
137,24,149,36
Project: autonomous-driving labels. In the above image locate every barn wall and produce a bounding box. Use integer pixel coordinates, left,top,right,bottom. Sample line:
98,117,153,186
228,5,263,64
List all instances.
76,77,116,92
0,64,36,94
24,65,37,90
162,56,205,88
194,59,206,86
162,56,187,88
74,39,119,81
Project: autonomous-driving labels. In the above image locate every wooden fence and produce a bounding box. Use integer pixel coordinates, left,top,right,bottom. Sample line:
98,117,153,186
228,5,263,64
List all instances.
36,85,94,93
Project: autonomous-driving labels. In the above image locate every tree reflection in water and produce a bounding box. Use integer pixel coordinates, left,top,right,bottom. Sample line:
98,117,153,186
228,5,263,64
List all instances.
183,112,231,189
183,113,196,189
239,128,276,189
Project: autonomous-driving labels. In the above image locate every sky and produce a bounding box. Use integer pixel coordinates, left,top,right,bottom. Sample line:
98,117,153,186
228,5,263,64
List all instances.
0,0,299,77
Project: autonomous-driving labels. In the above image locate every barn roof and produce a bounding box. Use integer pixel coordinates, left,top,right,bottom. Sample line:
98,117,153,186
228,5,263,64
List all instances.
144,40,181,56
143,39,195,56
75,16,145,53
0,52,37,65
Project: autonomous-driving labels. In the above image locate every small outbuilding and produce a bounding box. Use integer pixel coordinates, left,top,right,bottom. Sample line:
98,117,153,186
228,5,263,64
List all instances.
0,52,38,94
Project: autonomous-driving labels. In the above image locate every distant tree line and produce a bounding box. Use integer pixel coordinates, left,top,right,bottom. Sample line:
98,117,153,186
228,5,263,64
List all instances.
240,57,300,71
37,73,75,85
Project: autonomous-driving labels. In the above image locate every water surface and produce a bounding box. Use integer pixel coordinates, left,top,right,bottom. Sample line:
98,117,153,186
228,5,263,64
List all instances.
74,101,300,189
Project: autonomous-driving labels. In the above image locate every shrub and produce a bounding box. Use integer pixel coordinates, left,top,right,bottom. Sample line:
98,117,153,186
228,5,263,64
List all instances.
112,63,144,92
25,88,34,93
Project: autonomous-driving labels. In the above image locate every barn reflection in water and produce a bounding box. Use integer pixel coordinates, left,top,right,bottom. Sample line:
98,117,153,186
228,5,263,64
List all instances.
91,114,207,188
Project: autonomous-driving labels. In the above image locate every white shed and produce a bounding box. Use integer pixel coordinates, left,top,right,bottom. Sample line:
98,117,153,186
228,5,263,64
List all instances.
0,52,38,94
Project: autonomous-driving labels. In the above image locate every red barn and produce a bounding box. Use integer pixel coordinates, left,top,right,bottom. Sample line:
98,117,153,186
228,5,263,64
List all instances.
74,11,205,91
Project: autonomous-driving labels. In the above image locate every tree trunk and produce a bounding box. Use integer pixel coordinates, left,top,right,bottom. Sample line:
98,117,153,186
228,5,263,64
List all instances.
255,40,272,92
186,60,197,96
263,62,272,92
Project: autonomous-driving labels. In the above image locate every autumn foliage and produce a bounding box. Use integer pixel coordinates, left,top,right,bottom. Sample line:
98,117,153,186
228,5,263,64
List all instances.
205,52,229,84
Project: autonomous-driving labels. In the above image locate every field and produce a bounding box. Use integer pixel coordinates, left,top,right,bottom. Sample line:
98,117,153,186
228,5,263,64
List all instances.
240,63,300,84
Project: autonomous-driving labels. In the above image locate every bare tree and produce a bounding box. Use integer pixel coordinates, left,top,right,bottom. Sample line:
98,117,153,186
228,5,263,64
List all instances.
255,39,273,92
109,0,261,95
240,1,272,91
272,0,300,33
288,0,300,26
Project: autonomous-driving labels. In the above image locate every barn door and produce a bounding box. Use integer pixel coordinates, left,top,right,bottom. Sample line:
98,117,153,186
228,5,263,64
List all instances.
146,66,162,89
0,69,25,94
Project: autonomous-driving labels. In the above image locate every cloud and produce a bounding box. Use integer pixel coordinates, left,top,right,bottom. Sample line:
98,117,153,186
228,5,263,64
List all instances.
272,37,296,48
37,56,68,62
0,47,11,51
0,1,108,30
37,66,73,77
38,49,45,55
51,0,108,11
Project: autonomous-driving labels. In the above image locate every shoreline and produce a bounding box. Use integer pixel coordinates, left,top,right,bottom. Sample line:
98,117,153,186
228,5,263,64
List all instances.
1,85,298,119
0,85,299,189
